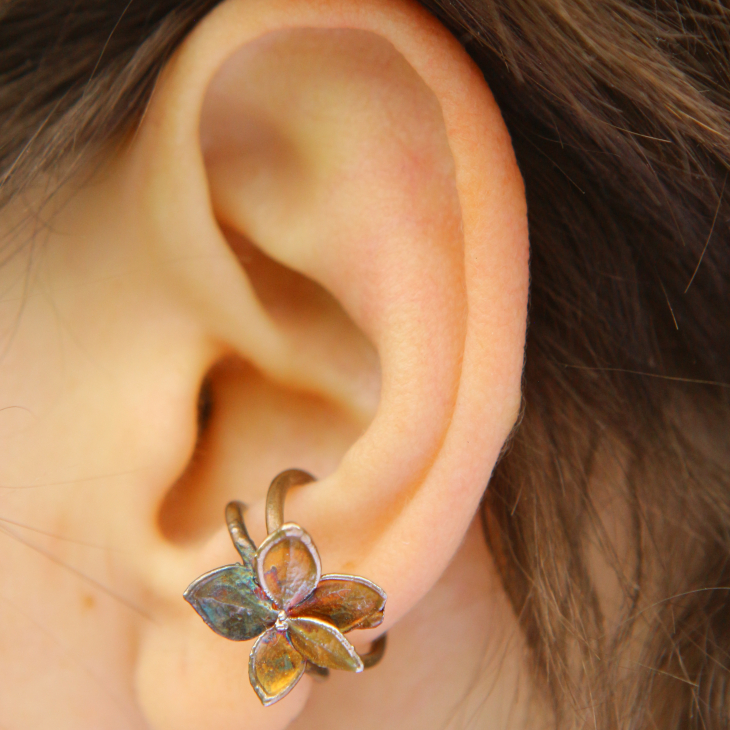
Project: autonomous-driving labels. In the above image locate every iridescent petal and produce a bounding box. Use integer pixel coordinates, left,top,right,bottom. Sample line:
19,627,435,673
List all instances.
287,617,364,672
184,564,277,641
249,628,306,706
257,524,321,610
288,574,386,632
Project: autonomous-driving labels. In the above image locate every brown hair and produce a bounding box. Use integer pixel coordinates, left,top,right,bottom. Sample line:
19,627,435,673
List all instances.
2,0,729,726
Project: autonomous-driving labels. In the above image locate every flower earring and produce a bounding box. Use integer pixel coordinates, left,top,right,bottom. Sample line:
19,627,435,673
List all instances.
183,469,388,706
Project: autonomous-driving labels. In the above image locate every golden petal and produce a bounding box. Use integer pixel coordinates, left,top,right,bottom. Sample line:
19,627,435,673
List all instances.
287,617,364,672
288,574,386,632
257,524,321,610
249,628,306,706
350,608,385,630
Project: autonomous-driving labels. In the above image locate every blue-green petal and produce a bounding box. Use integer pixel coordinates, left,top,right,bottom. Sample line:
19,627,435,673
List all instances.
184,564,278,641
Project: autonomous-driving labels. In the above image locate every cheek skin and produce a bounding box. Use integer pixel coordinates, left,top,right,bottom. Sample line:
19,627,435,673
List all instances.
0,176,216,730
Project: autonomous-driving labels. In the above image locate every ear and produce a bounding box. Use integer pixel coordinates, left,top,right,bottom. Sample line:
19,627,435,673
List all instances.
22,0,527,728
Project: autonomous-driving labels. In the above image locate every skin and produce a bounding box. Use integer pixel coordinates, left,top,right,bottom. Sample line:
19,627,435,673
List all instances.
0,0,534,728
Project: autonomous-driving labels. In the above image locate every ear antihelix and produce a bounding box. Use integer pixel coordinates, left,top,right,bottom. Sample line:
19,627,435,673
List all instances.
223,229,381,424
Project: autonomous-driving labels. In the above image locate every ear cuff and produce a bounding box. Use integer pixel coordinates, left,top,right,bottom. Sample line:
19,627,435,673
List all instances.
183,469,388,706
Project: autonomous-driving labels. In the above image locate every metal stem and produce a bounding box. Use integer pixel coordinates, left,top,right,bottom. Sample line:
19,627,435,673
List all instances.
265,469,315,534
225,501,257,567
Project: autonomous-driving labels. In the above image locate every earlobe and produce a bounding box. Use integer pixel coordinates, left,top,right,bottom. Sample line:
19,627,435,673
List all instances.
107,0,530,728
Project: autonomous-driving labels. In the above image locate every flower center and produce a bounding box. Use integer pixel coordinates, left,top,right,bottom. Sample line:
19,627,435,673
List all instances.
274,610,289,632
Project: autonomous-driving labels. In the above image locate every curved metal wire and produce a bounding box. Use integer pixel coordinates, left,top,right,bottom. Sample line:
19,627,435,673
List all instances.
265,468,315,534
361,634,387,669
225,500,256,567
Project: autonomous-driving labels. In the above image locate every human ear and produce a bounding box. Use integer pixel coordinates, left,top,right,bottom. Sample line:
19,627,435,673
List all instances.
0,0,527,728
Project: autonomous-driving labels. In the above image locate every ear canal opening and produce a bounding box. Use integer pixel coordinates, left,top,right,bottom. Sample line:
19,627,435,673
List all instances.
157,235,380,547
